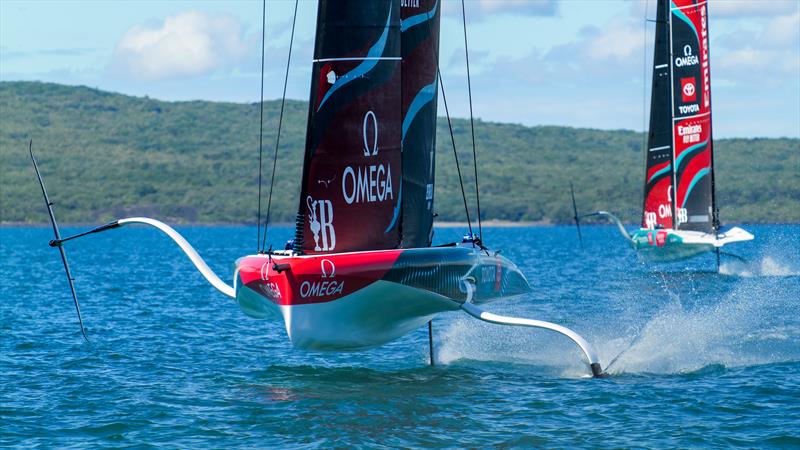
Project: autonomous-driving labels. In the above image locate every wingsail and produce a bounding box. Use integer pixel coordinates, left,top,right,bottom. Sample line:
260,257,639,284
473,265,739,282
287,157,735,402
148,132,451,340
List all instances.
296,1,403,254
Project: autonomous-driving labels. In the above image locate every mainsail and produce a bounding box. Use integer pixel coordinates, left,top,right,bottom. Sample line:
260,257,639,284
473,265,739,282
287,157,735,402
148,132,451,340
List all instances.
642,0,675,230
296,0,442,254
399,0,440,248
296,0,402,254
643,0,716,233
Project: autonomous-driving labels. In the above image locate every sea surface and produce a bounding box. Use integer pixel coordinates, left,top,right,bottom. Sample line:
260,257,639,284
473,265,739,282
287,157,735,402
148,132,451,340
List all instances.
1,224,798,448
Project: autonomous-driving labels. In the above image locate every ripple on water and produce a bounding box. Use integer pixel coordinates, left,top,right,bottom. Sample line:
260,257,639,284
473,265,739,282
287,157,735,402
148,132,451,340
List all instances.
1,225,798,447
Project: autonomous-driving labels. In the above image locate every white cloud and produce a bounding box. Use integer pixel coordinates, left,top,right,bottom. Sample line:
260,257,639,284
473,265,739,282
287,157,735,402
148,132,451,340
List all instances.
474,0,557,15
714,10,799,76
763,10,800,46
444,0,558,20
710,0,798,18
583,20,644,61
112,11,248,81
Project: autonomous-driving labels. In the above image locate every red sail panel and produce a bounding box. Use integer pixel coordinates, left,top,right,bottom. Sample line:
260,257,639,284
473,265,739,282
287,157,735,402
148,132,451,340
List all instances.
399,0,440,248
642,0,674,229
296,1,402,254
670,0,714,232
674,114,711,218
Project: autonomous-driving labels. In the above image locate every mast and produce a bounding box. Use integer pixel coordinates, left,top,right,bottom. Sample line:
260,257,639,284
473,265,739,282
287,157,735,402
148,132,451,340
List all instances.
642,0,675,230
706,6,719,234
668,0,715,233
295,0,402,254
399,0,441,248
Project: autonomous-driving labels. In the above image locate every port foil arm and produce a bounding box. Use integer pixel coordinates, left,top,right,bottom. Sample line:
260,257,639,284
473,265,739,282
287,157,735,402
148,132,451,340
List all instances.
580,211,633,244
117,218,235,298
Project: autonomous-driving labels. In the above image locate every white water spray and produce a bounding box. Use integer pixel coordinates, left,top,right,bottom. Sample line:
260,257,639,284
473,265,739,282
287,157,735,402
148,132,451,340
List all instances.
437,272,799,376
720,256,798,278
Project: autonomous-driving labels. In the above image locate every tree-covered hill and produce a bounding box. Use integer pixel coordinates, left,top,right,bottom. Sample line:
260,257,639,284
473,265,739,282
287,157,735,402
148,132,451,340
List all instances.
1,81,797,224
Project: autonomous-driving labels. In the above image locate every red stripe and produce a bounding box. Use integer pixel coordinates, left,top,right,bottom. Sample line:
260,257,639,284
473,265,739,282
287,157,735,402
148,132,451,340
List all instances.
646,160,670,183
238,250,404,306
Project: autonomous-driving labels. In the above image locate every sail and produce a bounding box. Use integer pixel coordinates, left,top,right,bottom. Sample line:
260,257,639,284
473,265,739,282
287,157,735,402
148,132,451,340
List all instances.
642,0,674,230
399,0,440,248
669,0,715,232
296,0,402,254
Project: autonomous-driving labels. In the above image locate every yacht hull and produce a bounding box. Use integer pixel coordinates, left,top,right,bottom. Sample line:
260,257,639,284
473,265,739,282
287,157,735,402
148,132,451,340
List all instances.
234,246,530,350
630,226,753,263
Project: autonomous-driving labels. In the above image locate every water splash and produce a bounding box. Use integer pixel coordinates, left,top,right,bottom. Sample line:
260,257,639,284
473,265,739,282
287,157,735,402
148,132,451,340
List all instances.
437,273,799,377
435,314,599,378
720,256,798,277
604,275,799,374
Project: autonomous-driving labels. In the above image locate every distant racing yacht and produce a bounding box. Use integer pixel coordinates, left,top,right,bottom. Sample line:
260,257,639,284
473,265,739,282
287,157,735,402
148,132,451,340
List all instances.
579,0,753,264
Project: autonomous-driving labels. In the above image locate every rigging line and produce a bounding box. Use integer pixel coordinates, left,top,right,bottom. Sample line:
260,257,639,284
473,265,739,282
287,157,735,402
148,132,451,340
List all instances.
262,0,299,252
437,66,473,237
460,0,482,240
421,4,473,236
256,0,267,252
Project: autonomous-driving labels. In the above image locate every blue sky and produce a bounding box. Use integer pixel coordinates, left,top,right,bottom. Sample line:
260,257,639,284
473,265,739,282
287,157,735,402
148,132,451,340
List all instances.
1,0,798,138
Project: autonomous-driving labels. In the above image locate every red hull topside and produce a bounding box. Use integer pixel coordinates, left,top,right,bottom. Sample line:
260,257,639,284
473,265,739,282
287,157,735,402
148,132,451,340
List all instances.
235,246,531,309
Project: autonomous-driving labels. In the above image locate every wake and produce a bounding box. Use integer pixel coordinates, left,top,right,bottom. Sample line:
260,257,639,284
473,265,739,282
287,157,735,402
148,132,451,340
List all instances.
720,256,798,277
601,295,795,374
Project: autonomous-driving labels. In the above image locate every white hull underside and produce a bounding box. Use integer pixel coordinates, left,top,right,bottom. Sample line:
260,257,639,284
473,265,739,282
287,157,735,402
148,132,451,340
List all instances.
239,280,462,351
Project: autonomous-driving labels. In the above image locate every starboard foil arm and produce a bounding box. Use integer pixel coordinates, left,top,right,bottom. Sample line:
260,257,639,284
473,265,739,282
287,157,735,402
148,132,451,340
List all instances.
461,303,604,378
458,279,603,377
581,211,633,244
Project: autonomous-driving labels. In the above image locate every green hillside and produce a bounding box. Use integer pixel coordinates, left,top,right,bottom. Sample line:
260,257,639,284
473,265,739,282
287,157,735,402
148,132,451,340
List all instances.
1,81,798,224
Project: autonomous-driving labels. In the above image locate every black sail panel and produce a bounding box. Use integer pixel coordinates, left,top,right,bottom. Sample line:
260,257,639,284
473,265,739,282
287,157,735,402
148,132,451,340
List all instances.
670,0,714,232
296,0,402,254
399,0,440,248
642,0,675,230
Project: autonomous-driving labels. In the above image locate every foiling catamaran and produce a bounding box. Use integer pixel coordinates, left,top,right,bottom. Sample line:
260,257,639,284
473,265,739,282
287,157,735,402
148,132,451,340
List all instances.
576,0,752,266
32,0,605,377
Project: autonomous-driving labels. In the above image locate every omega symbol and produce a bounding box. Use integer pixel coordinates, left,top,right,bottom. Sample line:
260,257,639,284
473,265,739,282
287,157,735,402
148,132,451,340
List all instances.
362,110,378,157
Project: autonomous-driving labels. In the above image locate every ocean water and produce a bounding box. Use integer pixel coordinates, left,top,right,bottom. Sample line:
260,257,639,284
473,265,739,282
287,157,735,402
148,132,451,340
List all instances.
1,224,798,448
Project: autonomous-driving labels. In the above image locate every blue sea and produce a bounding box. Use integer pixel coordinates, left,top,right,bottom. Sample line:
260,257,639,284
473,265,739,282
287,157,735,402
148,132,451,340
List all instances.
1,224,798,448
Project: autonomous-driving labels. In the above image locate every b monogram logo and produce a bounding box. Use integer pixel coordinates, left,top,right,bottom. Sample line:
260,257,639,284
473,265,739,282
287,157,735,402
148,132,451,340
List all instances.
645,212,657,229
307,195,336,252
676,207,688,225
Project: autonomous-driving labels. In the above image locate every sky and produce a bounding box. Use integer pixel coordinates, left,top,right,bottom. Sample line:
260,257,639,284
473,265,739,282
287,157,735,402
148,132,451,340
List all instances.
1,0,798,138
